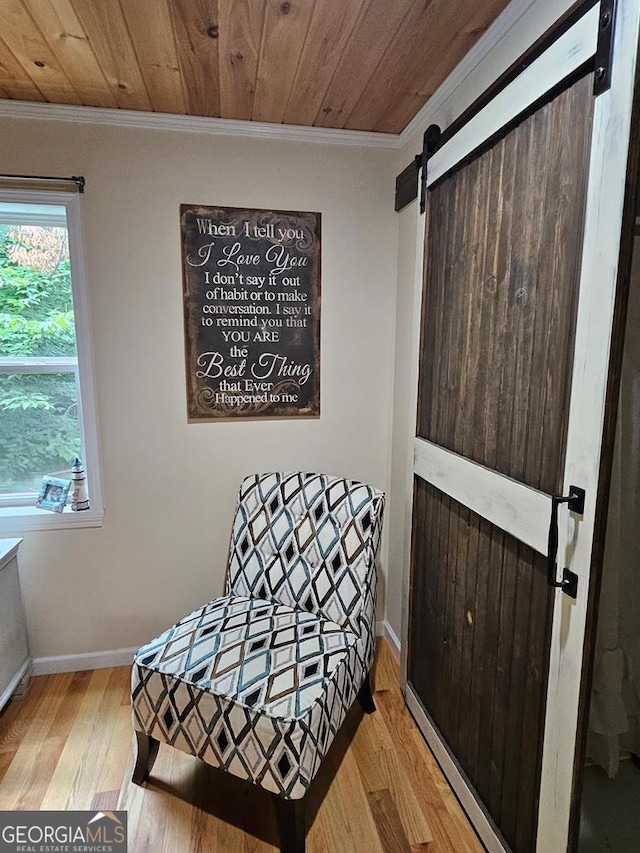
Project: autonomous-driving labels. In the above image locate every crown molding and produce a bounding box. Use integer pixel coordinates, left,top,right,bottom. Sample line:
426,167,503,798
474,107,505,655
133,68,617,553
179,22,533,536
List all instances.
0,99,402,150
399,0,558,147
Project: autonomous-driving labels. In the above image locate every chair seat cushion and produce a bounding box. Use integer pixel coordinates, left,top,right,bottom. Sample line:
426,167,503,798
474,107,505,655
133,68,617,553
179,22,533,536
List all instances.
131,594,366,797
134,594,358,718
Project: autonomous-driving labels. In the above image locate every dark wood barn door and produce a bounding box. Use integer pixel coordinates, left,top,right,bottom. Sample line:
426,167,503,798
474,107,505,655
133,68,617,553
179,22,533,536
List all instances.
411,72,594,853
405,3,640,852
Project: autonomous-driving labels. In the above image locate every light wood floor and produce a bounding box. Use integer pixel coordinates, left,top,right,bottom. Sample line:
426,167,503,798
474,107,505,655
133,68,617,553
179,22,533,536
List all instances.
0,639,483,852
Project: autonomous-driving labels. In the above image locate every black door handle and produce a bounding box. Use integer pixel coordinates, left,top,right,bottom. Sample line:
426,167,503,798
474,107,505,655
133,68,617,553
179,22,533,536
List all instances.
547,486,585,599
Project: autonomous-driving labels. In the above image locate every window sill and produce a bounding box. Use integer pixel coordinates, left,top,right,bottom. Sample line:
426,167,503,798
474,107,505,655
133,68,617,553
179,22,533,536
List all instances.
0,504,105,533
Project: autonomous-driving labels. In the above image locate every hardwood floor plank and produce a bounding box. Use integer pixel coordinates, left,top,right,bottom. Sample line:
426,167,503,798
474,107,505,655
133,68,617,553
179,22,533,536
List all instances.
98,704,134,792
131,786,169,852
40,668,116,810
376,686,483,853
373,633,401,692
367,788,412,853
0,671,76,810
160,749,198,853
91,789,119,811
0,670,48,728
0,640,480,852
317,737,385,853
115,751,150,849
379,747,433,846
306,802,332,853
0,688,42,787
345,693,433,847
22,671,96,811
127,752,173,853
347,710,391,793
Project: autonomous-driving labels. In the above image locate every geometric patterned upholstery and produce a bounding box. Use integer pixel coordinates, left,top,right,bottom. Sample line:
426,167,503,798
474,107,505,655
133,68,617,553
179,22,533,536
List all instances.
227,472,381,635
131,472,385,801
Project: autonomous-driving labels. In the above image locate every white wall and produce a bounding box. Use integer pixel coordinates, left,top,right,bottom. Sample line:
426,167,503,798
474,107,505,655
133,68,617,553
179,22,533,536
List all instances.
385,0,578,639
0,117,398,660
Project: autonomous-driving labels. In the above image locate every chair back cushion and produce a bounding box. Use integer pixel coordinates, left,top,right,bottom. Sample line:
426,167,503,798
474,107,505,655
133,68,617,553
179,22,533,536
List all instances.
225,472,384,638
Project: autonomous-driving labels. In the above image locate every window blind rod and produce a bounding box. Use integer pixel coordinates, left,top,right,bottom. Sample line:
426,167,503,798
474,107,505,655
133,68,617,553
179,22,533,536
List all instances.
0,174,85,192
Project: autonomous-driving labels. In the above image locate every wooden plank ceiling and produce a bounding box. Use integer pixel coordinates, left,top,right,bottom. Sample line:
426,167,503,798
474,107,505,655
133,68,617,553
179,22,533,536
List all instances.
0,0,510,135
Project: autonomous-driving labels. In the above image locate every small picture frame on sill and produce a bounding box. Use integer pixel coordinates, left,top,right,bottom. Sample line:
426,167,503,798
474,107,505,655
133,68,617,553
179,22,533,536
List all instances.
35,477,71,513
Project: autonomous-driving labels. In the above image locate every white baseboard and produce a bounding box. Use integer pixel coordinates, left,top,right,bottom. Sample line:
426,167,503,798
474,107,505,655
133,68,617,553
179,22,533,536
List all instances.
32,646,138,676
376,619,401,659
32,625,400,676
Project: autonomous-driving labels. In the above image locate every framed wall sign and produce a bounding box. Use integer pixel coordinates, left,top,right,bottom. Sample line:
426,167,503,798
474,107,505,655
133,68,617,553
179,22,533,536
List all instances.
180,204,321,420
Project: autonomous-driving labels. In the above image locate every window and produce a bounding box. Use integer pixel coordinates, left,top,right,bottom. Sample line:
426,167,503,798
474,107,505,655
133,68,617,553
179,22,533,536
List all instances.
0,189,103,531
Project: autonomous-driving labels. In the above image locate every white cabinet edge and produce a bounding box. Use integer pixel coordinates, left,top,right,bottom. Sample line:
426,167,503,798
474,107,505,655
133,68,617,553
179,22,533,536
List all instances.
0,538,22,571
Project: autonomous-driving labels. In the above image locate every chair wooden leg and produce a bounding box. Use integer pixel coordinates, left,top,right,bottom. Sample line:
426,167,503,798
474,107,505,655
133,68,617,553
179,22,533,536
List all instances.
356,670,376,714
272,794,305,853
132,730,160,785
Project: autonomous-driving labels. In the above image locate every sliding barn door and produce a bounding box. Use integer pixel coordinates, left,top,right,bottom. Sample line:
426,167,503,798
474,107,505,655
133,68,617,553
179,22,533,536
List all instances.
405,3,640,852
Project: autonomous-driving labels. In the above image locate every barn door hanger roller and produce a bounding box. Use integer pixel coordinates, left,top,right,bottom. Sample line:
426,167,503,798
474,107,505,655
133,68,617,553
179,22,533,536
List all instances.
416,124,442,213
594,0,616,96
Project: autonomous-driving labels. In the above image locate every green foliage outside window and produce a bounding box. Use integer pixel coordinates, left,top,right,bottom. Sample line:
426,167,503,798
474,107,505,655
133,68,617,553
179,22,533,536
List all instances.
0,224,82,493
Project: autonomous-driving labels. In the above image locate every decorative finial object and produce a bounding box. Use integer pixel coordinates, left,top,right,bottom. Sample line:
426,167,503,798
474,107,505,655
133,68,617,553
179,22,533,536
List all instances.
71,458,90,511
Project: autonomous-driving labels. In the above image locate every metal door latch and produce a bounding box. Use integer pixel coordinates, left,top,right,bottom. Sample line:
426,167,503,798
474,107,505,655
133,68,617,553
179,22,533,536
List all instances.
547,486,585,599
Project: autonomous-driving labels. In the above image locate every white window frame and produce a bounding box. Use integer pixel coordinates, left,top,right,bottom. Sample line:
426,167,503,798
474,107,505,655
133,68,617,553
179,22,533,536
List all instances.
0,189,104,532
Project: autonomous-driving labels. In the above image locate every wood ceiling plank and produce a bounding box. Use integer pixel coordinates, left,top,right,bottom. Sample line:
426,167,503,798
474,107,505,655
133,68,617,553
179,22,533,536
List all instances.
0,0,513,133
252,0,316,125
372,0,510,133
1,0,82,104
20,0,116,108
282,0,366,127
345,0,507,133
314,0,414,129
119,0,187,115
170,0,220,118
217,0,265,121
344,0,447,131
69,0,153,111
0,34,46,101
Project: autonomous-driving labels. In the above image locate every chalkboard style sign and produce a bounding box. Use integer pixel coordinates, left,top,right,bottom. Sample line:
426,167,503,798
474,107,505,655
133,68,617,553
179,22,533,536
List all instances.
180,205,321,420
